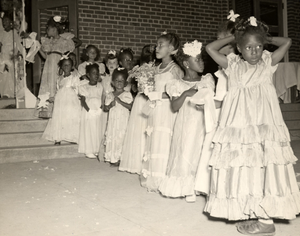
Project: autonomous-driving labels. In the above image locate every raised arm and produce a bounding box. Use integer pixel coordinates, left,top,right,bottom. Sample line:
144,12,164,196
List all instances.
269,37,292,66
206,35,235,69
171,86,198,112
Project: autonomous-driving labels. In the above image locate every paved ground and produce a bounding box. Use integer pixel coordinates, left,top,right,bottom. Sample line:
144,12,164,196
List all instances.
1,141,300,236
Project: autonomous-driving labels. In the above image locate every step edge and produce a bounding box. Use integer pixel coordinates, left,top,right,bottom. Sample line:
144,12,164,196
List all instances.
0,143,77,150
0,131,44,135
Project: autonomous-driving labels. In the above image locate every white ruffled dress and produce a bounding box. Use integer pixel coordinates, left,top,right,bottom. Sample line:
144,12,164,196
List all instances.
78,82,104,156
119,92,148,174
140,61,183,192
104,91,133,163
42,73,81,143
158,74,215,197
204,51,300,220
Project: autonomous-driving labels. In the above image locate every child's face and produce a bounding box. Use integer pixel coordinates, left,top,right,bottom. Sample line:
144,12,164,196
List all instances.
113,75,126,90
86,48,97,61
106,58,119,72
46,26,58,38
87,68,99,85
155,38,173,59
237,34,263,65
2,17,12,32
187,54,204,73
62,60,72,75
119,53,133,71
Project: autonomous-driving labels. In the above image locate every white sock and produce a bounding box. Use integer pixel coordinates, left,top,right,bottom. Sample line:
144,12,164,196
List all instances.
258,219,274,224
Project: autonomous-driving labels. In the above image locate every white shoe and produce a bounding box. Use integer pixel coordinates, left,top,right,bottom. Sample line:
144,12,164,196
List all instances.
185,194,196,203
85,153,97,159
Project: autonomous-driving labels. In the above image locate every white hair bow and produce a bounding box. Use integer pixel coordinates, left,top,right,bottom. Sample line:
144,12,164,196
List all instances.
249,16,257,26
60,52,70,60
117,67,125,71
227,10,239,22
183,40,202,58
53,16,62,23
161,31,167,35
108,50,116,56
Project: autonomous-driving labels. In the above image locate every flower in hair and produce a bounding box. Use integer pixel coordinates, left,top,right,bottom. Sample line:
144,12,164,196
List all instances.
53,16,62,23
108,50,116,56
60,54,69,60
227,10,239,22
183,40,202,58
249,16,257,26
161,31,167,35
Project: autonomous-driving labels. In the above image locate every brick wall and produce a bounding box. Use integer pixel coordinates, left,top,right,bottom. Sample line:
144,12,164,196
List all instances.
287,0,300,62
77,0,229,66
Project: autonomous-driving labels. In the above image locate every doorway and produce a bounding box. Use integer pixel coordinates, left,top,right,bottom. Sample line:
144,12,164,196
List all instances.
31,0,78,95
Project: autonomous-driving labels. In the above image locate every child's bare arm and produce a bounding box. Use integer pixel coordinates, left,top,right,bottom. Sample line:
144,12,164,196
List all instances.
269,37,292,66
79,95,90,112
171,86,198,112
115,97,133,111
39,48,47,60
206,35,235,69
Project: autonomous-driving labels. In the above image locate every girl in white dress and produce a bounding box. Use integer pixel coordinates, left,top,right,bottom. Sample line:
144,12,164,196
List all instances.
158,40,215,202
140,32,184,192
205,16,299,235
104,68,133,166
78,45,105,80
42,57,81,144
97,50,119,161
78,64,104,159
194,11,239,196
119,45,155,174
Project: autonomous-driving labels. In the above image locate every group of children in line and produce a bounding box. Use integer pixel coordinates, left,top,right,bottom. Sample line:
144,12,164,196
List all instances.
35,10,300,236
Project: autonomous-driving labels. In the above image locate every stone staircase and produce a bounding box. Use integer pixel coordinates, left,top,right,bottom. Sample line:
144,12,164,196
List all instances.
0,101,299,164
281,103,300,141
0,107,83,164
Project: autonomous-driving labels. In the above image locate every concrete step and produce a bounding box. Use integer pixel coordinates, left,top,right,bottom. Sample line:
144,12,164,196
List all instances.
0,131,60,148
285,120,300,130
0,119,48,133
0,98,16,108
280,103,300,112
0,143,84,164
290,130,300,141
0,108,37,120
282,111,300,121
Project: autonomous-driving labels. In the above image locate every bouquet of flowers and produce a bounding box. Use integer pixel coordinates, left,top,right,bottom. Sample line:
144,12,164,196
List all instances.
128,61,155,95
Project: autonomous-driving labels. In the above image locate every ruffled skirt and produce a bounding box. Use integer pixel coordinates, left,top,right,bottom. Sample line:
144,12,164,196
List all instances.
119,93,148,174
204,123,300,220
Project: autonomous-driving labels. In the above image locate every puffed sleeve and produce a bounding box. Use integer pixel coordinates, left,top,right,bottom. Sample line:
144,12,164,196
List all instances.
61,38,75,53
261,50,278,73
170,64,184,81
41,37,52,52
199,73,215,92
166,79,182,99
78,62,86,76
78,84,88,97
120,91,133,104
224,52,239,77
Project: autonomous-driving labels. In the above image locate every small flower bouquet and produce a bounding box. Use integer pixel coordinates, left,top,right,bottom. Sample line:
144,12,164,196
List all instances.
128,61,155,95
